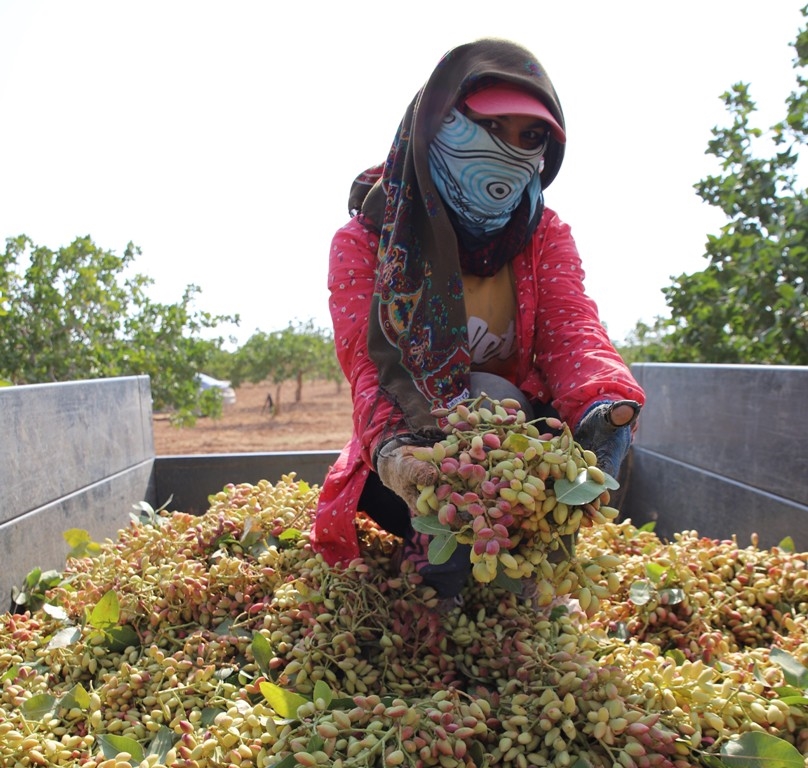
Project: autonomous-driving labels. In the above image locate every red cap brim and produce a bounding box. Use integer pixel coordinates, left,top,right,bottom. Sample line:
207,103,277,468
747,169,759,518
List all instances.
464,84,566,143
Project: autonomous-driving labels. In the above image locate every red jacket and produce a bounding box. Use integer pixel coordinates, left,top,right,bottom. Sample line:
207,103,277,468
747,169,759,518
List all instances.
311,208,645,564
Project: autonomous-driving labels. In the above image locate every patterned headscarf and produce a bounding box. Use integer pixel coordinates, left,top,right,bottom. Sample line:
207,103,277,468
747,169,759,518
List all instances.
356,38,566,439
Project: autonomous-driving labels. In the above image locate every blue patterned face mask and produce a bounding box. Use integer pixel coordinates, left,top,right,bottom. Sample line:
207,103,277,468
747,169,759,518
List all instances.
428,109,545,236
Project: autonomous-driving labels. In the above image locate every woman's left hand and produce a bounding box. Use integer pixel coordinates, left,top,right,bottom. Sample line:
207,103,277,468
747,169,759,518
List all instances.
574,400,642,478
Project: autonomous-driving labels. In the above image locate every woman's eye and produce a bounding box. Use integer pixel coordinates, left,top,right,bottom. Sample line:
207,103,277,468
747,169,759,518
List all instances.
474,118,499,132
522,131,549,151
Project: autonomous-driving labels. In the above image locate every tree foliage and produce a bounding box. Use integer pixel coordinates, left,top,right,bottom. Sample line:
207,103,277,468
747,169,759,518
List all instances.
0,235,238,417
632,8,808,364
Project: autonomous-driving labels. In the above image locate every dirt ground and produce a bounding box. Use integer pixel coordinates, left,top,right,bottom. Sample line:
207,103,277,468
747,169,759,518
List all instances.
152,379,354,455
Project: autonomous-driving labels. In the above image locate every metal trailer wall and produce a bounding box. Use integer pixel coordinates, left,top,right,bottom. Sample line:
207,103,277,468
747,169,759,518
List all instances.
3,365,806,609
2,377,156,609
151,452,340,517
621,363,808,550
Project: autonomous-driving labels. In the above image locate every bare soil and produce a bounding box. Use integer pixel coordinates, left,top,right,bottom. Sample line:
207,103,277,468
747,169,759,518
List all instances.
152,379,354,455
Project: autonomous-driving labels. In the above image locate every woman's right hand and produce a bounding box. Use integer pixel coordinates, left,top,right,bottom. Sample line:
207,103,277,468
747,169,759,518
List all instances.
376,443,439,511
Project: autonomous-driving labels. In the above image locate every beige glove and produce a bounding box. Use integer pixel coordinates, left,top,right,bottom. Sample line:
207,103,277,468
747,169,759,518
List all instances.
375,442,439,511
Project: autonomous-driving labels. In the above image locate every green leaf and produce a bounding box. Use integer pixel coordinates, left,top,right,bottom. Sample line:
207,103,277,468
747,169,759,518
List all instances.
313,679,333,709
21,693,57,720
659,587,685,606
2,665,20,683
268,756,298,768
259,681,308,718
39,570,63,587
131,501,156,526
214,617,251,637
48,626,82,649
62,683,91,711
427,533,458,565
777,694,808,706
104,624,140,653
306,734,325,752
42,602,69,621
145,725,178,760
213,533,240,552
752,661,769,686
131,499,171,528
468,741,487,768
645,561,667,583
770,647,808,688
97,733,145,764
241,521,265,549
247,538,272,557
493,568,523,594
278,528,302,541
608,621,630,641
778,536,795,552
774,685,804,698
629,580,653,606
201,707,226,725
251,632,274,676
24,567,42,588
14,568,63,609
411,515,452,536
553,473,608,505
502,432,530,453
329,696,356,710
132,500,156,515
88,590,120,629
720,730,804,767
63,528,102,558
664,648,687,666
549,603,569,621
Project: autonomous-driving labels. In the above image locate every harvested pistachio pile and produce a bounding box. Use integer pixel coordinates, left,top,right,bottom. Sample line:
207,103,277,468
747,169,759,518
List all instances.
1,475,808,768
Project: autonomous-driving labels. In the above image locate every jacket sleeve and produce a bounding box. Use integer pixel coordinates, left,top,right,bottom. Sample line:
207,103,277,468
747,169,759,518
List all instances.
328,216,405,467
520,210,645,430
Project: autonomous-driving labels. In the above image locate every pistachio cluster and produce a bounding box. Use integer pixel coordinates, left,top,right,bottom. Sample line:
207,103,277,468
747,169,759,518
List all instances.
411,395,619,604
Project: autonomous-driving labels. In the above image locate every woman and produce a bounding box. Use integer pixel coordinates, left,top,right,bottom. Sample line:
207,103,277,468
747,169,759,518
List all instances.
311,38,644,598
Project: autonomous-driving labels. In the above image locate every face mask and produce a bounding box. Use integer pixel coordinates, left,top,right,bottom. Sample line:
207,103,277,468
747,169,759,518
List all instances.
428,109,545,236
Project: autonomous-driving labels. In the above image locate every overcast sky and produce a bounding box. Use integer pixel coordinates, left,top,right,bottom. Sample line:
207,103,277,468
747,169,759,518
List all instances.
1,1,804,348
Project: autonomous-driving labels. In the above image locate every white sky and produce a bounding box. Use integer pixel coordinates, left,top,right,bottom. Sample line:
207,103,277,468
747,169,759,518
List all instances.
0,1,804,349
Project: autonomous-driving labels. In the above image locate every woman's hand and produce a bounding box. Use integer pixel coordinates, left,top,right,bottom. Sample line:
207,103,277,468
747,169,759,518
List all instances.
574,400,642,478
375,443,439,511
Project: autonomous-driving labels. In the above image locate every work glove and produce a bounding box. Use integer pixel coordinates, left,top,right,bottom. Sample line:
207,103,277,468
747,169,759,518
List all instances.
399,530,472,601
375,439,439,512
574,400,642,479
376,439,472,600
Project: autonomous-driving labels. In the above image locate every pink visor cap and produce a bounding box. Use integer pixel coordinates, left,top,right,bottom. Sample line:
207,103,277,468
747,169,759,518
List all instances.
464,84,566,143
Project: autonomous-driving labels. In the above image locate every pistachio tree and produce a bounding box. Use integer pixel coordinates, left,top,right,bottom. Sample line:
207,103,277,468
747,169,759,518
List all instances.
634,9,807,364
0,235,238,417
